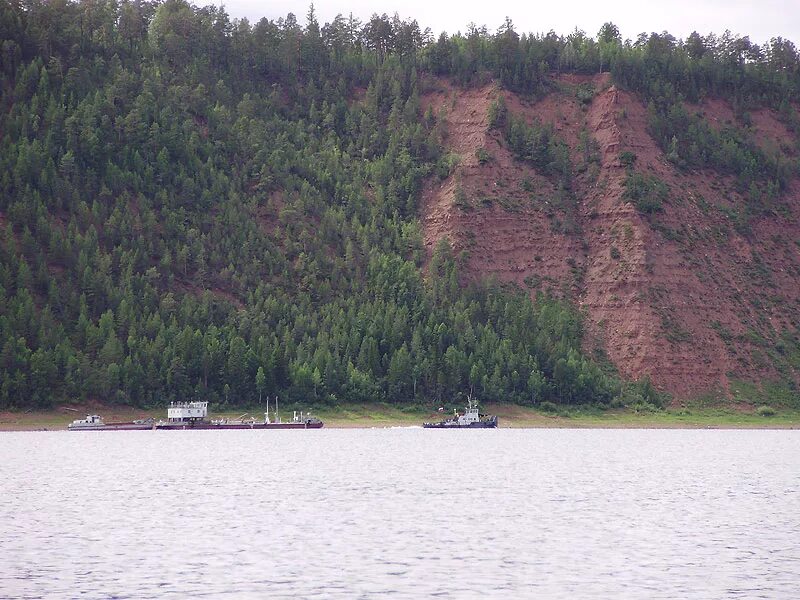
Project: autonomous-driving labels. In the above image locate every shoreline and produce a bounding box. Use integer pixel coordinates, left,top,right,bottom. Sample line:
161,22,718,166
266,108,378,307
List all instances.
2,402,799,432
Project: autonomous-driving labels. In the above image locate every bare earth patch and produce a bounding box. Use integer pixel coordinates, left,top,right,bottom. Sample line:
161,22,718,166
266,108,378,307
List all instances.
418,75,800,400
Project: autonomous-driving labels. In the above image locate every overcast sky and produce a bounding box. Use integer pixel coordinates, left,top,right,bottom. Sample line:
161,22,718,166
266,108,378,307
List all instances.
217,0,799,45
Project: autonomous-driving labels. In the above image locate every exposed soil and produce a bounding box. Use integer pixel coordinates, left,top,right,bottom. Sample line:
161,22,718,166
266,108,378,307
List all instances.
419,80,582,295
686,98,736,129
749,107,797,155
420,75,800,399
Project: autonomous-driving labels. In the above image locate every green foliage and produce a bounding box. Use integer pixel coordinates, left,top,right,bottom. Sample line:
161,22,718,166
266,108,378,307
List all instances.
612,32,800,107
0,1,623,410
575,83,595,105
755,405,776,417
624,172,668,214
614,377,667,411
520,177,534,192
730,375,800,409
619,151,637,167
436,153,461,179
610,31,800,203
487,96,507,129
646,102,793,195
492,110,572,186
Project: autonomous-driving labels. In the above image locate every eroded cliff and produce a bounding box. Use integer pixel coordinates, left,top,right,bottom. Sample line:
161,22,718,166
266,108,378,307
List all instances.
420,75,800,398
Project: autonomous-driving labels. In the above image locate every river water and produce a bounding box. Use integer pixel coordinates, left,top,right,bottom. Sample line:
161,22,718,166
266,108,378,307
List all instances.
2,428,799,598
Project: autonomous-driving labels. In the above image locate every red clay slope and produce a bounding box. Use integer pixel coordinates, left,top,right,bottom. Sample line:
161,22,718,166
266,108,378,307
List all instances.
420,80,583,293
420,75,800,398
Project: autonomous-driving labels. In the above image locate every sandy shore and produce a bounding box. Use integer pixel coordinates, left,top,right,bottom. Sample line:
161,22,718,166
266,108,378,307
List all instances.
2,402,799,431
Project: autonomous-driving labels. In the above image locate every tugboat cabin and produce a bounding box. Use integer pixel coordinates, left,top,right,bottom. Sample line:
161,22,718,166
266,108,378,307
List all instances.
457,403,481,426
68,415,104,429
167,401,208,423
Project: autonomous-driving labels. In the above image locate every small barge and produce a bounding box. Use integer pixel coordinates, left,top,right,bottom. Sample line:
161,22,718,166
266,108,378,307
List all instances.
68,415,154,431
423,397,497,428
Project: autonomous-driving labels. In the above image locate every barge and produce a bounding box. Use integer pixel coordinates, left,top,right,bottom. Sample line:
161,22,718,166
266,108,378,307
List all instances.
67,400,323,431
68,415,154,431
154,401,323,430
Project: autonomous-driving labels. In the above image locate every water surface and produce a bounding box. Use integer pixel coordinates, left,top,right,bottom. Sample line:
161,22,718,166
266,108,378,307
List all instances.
2,429,799,598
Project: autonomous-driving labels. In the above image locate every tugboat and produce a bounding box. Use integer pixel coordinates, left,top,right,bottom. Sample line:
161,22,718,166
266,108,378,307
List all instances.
423,396,498,428
68,415,155,431
68,414,105,430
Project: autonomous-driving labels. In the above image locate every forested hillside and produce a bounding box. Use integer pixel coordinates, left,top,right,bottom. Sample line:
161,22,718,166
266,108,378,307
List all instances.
1,0,799,409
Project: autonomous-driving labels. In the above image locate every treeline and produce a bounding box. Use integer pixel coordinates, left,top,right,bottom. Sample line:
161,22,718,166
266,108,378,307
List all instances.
5,2,800,102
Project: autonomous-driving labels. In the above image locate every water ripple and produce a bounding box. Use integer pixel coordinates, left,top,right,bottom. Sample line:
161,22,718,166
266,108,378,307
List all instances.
1,429,799,598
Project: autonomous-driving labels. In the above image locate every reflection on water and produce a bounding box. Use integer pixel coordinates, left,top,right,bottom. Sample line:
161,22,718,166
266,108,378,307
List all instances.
2,429,799,598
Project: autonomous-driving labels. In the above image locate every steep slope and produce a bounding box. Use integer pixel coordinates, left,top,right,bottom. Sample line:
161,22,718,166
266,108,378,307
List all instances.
421,75,800,398
420,80,583,293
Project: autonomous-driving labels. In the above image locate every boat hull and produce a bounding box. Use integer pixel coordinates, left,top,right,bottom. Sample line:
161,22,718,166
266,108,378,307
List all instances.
154,421,324,430
423,416,498,428
67,410,324,431
69,422,155,431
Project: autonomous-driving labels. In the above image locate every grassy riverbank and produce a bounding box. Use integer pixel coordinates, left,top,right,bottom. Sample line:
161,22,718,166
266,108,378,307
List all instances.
2,402,799,431
315,403,800,429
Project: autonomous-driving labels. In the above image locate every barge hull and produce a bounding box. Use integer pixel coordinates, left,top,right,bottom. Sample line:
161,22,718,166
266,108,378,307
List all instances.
154,422,324,430
422,421,497,429
69,423,155,431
